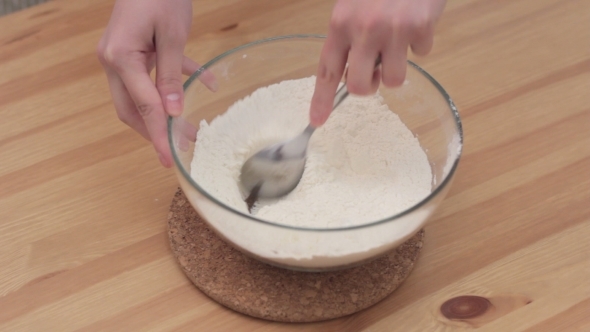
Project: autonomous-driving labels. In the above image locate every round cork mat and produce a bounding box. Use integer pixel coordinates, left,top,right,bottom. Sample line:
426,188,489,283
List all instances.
167,189,424,323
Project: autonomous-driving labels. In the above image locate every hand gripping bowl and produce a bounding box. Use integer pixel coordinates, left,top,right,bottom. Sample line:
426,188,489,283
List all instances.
168,35,463,272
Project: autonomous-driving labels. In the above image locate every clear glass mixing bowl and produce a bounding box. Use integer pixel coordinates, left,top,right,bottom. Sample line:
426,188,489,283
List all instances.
169,35,462,271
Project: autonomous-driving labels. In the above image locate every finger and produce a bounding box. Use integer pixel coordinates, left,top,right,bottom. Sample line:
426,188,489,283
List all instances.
309,34,349,127
410,25,434,56
346,43,381,95
182,56,218,92
178,117,198,152
381,38,408,87
103,66,151,140
182,118,197,143
155,31,186,117
116,62,172,168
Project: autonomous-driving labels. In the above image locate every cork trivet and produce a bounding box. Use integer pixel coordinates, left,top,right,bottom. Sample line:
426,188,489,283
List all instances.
167,189,424,323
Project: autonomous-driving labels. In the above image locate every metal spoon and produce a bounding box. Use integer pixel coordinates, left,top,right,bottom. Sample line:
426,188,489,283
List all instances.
239,85,349,199
240,57,382,200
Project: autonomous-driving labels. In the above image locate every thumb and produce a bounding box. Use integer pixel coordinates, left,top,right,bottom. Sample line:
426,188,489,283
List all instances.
155,32,186,117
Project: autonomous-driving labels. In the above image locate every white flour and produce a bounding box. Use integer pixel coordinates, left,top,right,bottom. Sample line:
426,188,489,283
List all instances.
190,76,432,263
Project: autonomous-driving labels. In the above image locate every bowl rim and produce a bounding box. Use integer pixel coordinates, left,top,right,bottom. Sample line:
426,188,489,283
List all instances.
168,34,463,232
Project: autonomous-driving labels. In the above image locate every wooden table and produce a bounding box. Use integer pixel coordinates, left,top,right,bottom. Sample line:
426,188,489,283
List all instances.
1,0,589,330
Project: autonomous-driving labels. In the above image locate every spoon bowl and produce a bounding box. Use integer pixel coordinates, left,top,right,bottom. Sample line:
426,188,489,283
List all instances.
240,125,313,199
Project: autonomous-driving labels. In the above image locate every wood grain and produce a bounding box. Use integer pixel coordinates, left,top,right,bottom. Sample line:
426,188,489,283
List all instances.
0,0,589,330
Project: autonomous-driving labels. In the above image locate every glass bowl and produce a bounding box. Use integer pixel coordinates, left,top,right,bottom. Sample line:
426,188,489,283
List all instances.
169,35,462,272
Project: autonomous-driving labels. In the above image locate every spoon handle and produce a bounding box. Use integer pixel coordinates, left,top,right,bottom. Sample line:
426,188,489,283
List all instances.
304,79,350,136
307,55,383,135
332,83,350,110
333,54,382,110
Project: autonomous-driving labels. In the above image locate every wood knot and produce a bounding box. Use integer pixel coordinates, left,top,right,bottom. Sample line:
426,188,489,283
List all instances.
440,296,491,320
220,23,239,32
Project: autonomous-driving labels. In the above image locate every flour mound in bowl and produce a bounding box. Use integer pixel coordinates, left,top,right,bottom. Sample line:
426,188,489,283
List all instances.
190,76,431,228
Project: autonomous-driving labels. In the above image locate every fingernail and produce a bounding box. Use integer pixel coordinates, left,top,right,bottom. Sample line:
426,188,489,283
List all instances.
210,80,219,92
166,94,182,116
179,136,190,152
158,153,169,168
310,110,325,127
200,71,219,92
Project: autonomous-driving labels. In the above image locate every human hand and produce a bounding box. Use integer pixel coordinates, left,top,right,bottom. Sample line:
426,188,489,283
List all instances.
309,0,446,126
97,0,216,168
